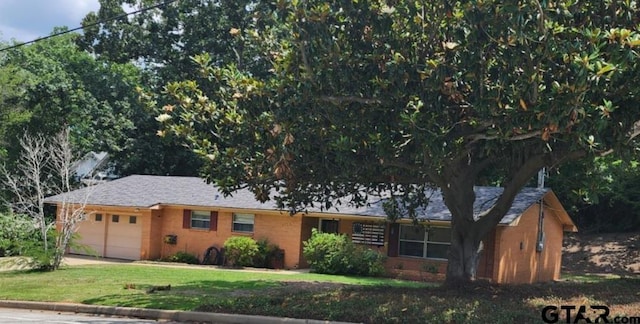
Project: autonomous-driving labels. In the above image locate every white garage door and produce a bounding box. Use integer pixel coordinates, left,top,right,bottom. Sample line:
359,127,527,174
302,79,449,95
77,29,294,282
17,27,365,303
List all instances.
71,214,106,257
105,214,142,260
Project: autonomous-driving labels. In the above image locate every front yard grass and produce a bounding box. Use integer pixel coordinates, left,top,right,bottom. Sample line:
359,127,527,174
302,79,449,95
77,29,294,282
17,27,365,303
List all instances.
0,264,423,310
0,264,639,323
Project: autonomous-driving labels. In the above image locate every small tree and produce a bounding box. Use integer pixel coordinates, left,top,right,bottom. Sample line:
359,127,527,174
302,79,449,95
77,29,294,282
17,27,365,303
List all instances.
1,129,92,270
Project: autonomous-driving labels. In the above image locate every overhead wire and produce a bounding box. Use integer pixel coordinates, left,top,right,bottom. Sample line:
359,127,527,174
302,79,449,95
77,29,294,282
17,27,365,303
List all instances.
0,0,179,52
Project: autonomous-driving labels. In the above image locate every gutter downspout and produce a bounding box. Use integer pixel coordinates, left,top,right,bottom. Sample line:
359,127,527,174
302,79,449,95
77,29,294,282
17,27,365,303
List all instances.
535,168,546,281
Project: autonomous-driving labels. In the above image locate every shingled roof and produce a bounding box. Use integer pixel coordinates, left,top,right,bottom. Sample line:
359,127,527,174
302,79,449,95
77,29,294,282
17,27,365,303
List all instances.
44,175,552,225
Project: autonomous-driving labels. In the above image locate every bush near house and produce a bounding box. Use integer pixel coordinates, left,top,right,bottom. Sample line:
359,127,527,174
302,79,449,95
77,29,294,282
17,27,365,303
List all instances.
161,251,200,265
303,229,386,277
223,236,259,267
253,239,283,269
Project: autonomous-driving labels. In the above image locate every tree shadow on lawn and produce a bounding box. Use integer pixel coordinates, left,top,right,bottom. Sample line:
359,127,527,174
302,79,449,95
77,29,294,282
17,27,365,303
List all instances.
420,277,640,323
563,232,640,275
81,277,640,323
81,279,285,311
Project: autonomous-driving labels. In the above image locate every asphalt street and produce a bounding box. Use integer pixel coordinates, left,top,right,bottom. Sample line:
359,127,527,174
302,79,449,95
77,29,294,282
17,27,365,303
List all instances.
0,308,167,324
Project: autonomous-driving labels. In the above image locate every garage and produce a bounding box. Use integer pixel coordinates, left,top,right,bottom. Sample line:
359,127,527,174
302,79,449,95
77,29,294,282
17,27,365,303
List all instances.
70,213,106,257
104,214,142,260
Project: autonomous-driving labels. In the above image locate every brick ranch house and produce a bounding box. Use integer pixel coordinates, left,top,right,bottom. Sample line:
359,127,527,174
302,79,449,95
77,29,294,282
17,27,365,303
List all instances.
45,175,577,284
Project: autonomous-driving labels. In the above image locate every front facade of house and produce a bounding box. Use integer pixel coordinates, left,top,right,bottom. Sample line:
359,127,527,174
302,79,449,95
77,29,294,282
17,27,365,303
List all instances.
48,175,576,284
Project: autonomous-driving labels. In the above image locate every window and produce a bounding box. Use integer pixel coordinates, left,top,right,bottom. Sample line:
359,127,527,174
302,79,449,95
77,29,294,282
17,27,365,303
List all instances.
232,213,254,233
112,215,119,223
95,214,102,222
183,210,218,230
399,225,451,260
129,216,137,224
190,211,210,229
319,219,339,234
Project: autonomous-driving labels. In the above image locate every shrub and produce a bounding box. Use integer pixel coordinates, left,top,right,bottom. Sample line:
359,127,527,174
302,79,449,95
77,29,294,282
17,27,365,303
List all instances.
253,239,281,268
347,246,386,276
303,228,386,277
0,213,39,256
0,213,59,271
162,251,200,264
223,236,259,267
303,229,350,274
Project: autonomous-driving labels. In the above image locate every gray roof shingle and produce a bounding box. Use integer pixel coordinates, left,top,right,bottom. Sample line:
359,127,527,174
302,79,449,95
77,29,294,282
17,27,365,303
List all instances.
44,175,548,224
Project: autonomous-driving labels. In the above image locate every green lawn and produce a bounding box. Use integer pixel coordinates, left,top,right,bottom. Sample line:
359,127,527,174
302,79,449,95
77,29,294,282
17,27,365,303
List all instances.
0,264,424,310
0,264,638,323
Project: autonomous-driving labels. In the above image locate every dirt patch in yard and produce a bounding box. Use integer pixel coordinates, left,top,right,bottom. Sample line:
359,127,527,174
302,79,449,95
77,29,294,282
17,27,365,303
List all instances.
562,231,640,275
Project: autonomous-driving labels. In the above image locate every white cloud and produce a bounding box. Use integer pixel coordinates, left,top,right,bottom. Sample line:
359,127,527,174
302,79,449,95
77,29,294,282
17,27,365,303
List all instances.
0,0,100,42
61,0,101,21
0,25,39,43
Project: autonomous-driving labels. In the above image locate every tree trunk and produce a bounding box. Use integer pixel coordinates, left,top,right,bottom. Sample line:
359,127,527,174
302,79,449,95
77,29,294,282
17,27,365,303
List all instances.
444,219,484,287
439,165,493,288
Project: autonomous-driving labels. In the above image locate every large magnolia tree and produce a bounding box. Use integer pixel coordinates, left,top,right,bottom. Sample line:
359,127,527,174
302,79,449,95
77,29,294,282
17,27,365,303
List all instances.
156,1,640,285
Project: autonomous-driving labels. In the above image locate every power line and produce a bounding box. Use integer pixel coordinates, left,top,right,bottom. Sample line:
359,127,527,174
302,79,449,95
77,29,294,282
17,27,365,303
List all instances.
0,0,179,52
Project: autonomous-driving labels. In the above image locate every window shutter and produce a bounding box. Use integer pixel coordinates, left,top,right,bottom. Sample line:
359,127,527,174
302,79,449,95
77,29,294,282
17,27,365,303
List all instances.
387,223,399,257
183,209,191,229
209,211,218,231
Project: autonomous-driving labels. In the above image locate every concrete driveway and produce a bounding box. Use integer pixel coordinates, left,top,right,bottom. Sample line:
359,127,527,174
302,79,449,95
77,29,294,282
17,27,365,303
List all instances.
0,255,131,272
63,254,133,266
2,254,309,276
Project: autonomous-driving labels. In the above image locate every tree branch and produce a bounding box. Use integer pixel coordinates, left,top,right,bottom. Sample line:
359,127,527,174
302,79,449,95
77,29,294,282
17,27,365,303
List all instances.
628,120,640,142
319,96,383,106
466,130,546,143
378,157,443,186
477,148,586,232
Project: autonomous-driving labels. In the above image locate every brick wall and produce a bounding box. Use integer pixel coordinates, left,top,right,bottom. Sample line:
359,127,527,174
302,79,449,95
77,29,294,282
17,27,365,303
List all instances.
158,207,303,269
493,198,565,283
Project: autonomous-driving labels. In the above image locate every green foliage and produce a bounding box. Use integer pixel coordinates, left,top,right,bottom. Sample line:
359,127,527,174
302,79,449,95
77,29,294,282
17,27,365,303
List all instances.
161,251,200,265
550,157,640,232
303,229,385,277
252,239,282,269
79,0,273,83
17,242,57,272
303,229,348,274
0,215,58,271
0,29,200,178
156,0,640,282
0,213,37,256
223,236,259,267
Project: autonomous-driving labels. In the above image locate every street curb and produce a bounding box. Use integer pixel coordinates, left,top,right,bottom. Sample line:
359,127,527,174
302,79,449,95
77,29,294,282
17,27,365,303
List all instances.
0,300,356,324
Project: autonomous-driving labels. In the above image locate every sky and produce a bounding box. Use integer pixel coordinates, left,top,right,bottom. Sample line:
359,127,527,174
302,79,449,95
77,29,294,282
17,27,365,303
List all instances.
0,0,101,43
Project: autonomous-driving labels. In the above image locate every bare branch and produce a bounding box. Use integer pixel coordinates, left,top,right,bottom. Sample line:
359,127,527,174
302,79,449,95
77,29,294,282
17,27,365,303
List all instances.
1,129,93,269
466,130,545,143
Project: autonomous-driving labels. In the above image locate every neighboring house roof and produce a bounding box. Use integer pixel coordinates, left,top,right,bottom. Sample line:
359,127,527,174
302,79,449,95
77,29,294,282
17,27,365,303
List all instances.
71,151,109,179
71,151,119,185
44,175,574,228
